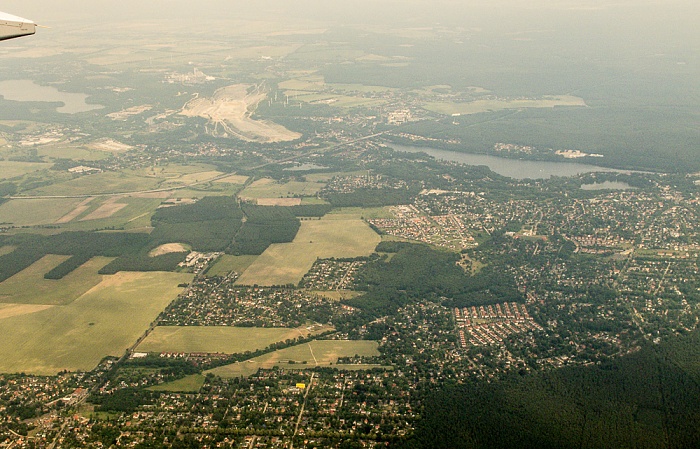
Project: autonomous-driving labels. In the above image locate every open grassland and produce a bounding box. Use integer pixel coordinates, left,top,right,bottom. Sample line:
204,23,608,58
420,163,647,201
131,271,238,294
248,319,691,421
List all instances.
0,161,51,180
149,243,190,257
24,171,162,196
293,93,385,108
213,174,250,184
59,197,163,231
0,304,53,320
37,144,109,161
307,290,362,301
328,83,397,93
236,218,380,286
135,163,221,178
206,254,258,276
423,95,586,115
0,198,85,226
160,171,224,187
256,198,302,206
239,178,324,199
168,184,243,198
207,340,380,378
148,375,205,392
0,246,15,257
80,197,128,221
137,324,332,354
55,197,95,224
0,271,192,375
278,77,388,108
0,256,113,306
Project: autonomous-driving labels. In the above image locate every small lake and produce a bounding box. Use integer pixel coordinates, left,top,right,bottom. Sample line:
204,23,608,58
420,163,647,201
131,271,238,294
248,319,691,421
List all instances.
0,80,103,114
581,181,634,190
391,144,628,180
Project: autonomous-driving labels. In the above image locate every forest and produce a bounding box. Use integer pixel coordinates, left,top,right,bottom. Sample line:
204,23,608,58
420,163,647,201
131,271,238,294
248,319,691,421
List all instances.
397,334,700,449
229,204,301,255
347,242,522,318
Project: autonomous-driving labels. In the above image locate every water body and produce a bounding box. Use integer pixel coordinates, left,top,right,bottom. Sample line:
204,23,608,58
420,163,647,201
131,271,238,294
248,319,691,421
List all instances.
581,181,634,190
0,80,103,114
391,144,626,180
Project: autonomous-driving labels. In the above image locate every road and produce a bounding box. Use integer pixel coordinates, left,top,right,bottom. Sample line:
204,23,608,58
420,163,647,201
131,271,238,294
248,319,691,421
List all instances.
290,373,315,449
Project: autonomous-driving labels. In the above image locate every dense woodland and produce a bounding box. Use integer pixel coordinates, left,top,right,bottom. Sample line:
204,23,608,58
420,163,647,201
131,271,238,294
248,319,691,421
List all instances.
346,242,522,318
397,335,700,449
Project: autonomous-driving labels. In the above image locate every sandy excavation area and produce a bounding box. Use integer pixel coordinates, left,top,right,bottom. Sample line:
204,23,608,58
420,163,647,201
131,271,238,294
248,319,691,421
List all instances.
180,84,301,143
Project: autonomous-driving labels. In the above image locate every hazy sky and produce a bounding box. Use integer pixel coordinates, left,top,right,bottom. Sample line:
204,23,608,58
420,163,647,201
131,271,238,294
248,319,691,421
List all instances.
1,0,698,60
3,0,699,26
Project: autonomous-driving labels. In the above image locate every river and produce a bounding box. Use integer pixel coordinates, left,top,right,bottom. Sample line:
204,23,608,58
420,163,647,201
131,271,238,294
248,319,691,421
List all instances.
390,144,628,180
0,80,103,114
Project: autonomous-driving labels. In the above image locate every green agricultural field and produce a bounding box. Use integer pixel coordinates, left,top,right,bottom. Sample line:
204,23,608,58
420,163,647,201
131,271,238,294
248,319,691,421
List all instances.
206,254,258,276
292,93,385,109
328,83,397,93
207,340,381,378
300,197,330,205
148,374,205,392
168,184,243,198
0,271,192,375
0,246,15,257
37,145,109,161
24,171,162,196
278,77,325,92
160,171,224,187
213,174,250,185
137,325,332,354
236,217,380,286
239,178,324,199
0,161,51,180
423,95,586,116
58,196,163,231
0,198,85,226
0,255,113,306
303,171,367,182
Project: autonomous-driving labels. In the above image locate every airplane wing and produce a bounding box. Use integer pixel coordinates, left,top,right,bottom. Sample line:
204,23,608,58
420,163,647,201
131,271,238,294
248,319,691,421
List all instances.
0,12,36,41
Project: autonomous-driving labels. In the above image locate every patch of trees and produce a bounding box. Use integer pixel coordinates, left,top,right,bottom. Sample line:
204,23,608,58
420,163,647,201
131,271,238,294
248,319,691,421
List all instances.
0,182,17,197
149,196,244,252
397,341,700,449
326,187,419,208
229,205,301,255
289,204,332,217
347,243,522,318
0,231,150,282
99,252,187,275
91,388,158,413
149,220,241,252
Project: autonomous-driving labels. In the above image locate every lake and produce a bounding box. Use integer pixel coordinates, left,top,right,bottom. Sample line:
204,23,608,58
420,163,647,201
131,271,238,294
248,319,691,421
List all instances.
0,80,103,114
390,144,628,180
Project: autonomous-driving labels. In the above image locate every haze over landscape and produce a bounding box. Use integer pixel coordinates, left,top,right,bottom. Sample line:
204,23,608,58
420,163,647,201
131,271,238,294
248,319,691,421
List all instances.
0,1,699,448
